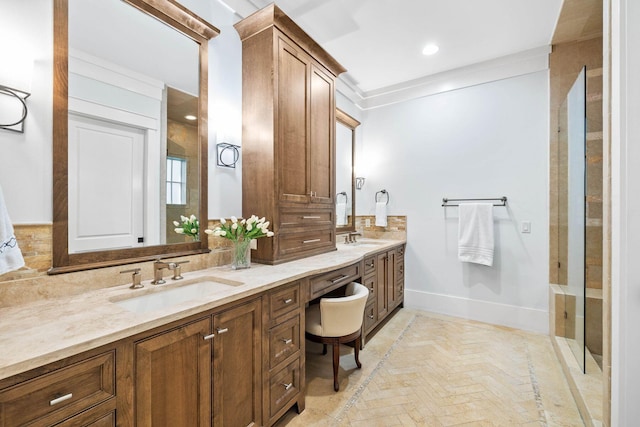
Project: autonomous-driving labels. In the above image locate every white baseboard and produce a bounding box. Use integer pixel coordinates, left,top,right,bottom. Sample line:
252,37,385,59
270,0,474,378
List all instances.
404,289,549,334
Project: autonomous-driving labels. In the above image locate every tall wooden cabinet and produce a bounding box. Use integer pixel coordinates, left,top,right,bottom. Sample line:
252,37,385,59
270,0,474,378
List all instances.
235,4,346,264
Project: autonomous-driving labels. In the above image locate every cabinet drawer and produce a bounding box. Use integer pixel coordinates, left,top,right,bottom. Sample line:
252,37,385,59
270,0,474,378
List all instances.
269,315,301,369
269,360,301,419
395,259,405,282
364,300,377,334
268,282,301,321
278,228,335,256
363,255,376,276
396,245,405,258
280,208,333,229
363,275,376,304
0,351,115,427
396,280,404,301
309,262,361,300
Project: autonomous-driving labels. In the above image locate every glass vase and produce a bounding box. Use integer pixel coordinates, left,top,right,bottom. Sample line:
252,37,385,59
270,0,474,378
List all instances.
232,238,251,270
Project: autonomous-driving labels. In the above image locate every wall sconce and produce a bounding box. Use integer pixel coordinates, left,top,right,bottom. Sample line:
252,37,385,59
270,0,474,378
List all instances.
216,142,241,168
355,177,365,190
0,84,30,133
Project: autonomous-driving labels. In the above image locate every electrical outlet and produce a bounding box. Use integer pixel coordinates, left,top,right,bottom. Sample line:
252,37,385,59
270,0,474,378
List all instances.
365,218,371,227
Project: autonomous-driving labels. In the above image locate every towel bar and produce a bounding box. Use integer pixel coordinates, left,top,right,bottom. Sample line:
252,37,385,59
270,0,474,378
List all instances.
442,196,507,207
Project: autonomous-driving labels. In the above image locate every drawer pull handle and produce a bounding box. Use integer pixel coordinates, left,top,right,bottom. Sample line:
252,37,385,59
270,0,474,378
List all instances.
50,393,73,406
283,298,293,304
368,314,374,319
369,288,373,293
366,263,374,268
203,333,215,340
302,216,321,219
283,382,293,391
282,338,293,345
217,327,229,334
330,274,348,284
303,239,321,244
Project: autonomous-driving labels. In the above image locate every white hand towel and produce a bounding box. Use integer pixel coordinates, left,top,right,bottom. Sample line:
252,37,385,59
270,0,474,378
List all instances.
336,200,347,226
0,184,25,275
458,203,494,266
375,201,387,227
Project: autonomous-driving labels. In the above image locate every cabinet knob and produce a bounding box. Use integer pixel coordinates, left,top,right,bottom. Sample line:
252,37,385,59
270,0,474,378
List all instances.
50,393,73,406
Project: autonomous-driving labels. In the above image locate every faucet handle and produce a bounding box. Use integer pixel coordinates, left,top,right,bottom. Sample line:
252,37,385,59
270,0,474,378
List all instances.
170,260,189,280
121,268,143,289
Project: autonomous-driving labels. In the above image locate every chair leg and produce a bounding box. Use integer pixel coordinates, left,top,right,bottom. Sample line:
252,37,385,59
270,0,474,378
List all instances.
322,343,327,355
354,335,362,369
332,343,340,391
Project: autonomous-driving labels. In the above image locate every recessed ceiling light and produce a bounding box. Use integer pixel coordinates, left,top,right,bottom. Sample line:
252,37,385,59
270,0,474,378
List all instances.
422,44,439,56
184,115,197,121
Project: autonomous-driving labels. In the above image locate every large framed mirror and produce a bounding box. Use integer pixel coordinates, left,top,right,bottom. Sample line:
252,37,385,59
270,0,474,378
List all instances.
50,0,219,273
335,109,360,233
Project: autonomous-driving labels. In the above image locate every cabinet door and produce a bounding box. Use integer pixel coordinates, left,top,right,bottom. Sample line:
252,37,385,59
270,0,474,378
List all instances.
387,249,399,309
376,252,389,319
278,37,310,204
309,64,334,205
213,299,262,427
134,317,212,427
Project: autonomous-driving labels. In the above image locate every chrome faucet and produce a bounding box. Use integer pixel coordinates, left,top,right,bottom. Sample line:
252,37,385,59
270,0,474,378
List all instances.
151,259,175,285
348,231,362,243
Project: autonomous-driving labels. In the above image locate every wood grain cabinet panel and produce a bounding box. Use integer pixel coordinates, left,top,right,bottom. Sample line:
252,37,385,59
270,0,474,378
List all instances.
361,244,405,341
213,299,262,427
235,4,345,264
0,351,115,427
134,317,212,427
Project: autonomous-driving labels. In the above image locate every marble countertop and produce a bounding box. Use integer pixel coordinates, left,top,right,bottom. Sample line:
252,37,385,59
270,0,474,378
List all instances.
0,238,404,381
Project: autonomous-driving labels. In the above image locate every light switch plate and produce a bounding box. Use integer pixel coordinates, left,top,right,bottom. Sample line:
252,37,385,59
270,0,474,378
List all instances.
250,239,257,249
521,221,531,233
365,218,371,227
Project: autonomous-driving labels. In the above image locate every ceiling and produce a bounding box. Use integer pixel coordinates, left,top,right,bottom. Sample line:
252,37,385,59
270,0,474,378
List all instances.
222,0,565,96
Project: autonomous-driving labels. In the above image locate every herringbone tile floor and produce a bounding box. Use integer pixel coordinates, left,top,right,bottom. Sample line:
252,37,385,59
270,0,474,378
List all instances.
275,309,585,427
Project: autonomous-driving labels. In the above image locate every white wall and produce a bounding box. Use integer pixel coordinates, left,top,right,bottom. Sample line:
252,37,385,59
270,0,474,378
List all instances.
0,0,53,223
610,0,640,423
359,71,550,333
0,0,243,223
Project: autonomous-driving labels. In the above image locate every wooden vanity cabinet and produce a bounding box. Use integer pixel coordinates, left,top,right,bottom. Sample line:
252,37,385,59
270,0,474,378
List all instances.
212,298,263,427
362,244,406,339
0,345,117,427
132,317,212,427
263,281,305,426
124,297,262,427
235,4,346,265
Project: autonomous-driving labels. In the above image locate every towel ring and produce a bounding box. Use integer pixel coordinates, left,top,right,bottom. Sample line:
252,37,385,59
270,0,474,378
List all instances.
336,191,348,203
375,189,390,205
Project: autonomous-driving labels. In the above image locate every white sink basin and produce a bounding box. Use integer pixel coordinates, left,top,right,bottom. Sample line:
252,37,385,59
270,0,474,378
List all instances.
112,276,243,314
346,240,385,247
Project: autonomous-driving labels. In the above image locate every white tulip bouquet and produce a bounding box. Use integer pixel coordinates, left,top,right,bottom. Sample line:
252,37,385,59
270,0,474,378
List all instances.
173,214,200,240
204,215,274,241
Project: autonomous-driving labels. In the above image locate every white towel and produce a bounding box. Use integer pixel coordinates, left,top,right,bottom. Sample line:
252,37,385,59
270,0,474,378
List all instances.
336,200,347,226
375,201,387,227
0,184,25,275
458,203,494,266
